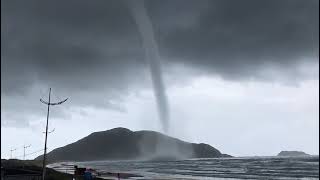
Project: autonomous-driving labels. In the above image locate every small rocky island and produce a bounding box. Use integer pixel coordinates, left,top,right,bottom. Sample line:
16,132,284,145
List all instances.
35,127,231,162
277,151,310,157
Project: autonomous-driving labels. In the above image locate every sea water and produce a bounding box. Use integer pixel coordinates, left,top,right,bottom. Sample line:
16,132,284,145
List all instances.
50,156,319,179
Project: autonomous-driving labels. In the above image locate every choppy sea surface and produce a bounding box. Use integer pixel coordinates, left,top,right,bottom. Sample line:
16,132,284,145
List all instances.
49,156,319,180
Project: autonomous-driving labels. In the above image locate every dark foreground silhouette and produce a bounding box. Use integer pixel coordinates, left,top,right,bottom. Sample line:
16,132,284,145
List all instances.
1,159,75,180
1,159,137,180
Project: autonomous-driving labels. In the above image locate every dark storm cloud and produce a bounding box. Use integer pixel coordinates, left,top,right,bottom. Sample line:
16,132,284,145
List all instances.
1,0,318,126
1,0,148,96
153,0,319,80
2,0,318,91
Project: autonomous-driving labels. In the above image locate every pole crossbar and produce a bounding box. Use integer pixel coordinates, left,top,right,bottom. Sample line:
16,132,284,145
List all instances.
40,98,68,106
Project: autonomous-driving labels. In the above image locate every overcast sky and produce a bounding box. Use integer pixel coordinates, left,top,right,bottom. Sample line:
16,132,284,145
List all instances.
1,0,319,159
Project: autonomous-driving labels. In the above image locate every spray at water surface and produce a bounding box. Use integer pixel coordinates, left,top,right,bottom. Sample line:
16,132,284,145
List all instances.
128,0,170,133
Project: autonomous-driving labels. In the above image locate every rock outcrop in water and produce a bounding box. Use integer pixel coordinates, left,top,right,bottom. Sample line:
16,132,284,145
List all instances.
277,151,310,157
35,127,230,162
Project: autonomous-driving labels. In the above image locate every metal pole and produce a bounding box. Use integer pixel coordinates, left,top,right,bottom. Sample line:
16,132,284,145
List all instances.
42,88,51,180
10,148,16,159
39,88,68,180
23,145,31,160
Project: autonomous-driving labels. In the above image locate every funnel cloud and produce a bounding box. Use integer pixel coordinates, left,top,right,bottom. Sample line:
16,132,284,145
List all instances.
128,0,170,133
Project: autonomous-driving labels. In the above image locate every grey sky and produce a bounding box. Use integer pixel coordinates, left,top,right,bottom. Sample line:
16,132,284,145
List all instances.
1,0,319,158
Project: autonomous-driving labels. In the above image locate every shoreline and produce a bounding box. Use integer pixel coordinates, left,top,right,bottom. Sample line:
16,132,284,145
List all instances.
1,159,142,180
49,162,143,179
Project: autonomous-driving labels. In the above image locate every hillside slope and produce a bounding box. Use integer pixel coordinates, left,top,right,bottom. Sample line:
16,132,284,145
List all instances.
35,127,230,162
